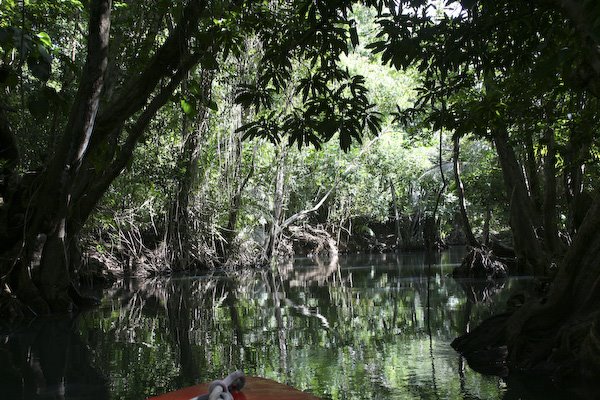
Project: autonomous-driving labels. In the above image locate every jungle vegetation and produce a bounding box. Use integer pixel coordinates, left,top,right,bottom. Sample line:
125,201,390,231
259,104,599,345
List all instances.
1,0,599,391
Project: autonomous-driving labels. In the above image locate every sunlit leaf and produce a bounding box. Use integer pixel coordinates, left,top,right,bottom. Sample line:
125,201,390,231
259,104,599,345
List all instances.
36,32,52,47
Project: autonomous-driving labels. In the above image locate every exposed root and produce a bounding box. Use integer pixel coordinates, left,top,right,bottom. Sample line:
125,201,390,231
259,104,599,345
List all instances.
79,249,121,284
452,312,513,376
222,237,265,269
274,236,294,260
453,246,509,279
286,224,338,258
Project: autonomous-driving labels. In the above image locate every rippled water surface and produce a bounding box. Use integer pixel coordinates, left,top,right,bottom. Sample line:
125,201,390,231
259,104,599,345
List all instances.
1,248,565,399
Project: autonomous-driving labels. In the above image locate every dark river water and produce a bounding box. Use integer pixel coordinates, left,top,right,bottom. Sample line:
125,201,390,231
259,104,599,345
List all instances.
0,248,568,399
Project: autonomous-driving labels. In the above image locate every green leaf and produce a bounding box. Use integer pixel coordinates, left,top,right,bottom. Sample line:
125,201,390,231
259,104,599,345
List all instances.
180,99,196,116
36,32,52,47
339,132,351,152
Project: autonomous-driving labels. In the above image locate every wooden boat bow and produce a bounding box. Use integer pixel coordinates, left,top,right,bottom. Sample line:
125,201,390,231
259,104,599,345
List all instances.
148,376,321,400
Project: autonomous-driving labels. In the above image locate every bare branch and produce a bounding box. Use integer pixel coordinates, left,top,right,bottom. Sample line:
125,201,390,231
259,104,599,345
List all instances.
279,136,381,231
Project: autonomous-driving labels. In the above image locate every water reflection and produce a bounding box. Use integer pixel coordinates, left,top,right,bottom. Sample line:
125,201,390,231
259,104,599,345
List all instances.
0,317,109,399
1,248,566,399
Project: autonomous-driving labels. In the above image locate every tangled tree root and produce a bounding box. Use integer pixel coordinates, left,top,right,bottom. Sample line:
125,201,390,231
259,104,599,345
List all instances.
452,286,600,397
578,314,600,381
79,250,121,284
453,247,509,279
287,224,338,258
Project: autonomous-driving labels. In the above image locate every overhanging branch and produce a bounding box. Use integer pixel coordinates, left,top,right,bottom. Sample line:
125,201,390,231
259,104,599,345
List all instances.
77,54,202,223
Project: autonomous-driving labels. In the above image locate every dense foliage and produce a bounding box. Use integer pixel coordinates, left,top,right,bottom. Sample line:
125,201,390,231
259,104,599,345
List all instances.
2,0,600,395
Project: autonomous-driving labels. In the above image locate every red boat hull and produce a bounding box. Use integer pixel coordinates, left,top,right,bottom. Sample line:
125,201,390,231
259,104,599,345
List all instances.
148,377,320,400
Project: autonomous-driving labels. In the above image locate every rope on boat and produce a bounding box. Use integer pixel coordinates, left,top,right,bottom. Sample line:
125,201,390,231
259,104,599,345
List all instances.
190,370,246,400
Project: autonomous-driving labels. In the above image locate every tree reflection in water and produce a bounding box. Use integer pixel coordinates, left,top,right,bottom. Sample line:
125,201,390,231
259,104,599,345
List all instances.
0,317,109,400
1,248,564,400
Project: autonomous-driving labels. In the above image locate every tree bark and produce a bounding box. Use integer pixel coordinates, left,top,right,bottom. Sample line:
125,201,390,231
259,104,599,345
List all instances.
482,205,491,246
493,129,547,275
266,147,287,260
453,136,480,248
430,127,447,250
521,203,600,363
40,0,111,310
454,191,600,388
523,133,542,215
542,127,562,256
389,178,401,248
167,71,213,270
4,0,113,313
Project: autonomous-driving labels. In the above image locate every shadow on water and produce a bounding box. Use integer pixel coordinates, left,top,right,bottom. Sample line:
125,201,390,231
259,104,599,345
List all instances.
0,247,579,399
0,316,109,399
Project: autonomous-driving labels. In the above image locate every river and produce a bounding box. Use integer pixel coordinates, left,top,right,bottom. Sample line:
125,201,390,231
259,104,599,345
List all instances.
0,247,568,399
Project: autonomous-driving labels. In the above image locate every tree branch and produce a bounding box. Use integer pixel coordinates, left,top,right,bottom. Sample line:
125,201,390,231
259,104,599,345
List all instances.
90,0,207,148
279,136,381,231
53,0,112,173
552,0,600,95
76,55,201,224
28,0,112,236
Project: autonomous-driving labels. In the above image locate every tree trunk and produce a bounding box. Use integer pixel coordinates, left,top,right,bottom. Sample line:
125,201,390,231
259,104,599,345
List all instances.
1,0,214,316
266,147,287,260
482,205,491,246
222,143,255,261
0,0,112,314
542,127,562,257
389,178,402,248
430,127,447,251
453,136,480,248
565,163,585,235
493,129,547,275
167,71,213,271
523,133,542,214
454,191,600,389
563,123,588,236
223,134,244,251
